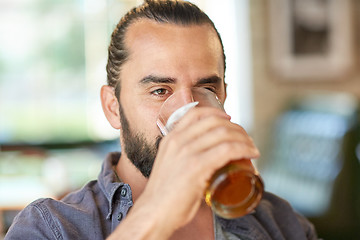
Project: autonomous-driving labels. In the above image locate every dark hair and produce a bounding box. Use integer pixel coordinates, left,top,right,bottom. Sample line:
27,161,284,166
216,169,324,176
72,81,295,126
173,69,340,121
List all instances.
106,0,226,98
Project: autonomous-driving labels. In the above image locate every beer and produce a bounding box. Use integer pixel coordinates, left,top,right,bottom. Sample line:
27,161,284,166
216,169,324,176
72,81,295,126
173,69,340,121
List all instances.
205,160,264,219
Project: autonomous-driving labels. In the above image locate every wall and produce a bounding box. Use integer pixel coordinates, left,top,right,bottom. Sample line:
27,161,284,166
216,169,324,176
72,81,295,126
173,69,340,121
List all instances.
250,1,360,238
250,0,360,158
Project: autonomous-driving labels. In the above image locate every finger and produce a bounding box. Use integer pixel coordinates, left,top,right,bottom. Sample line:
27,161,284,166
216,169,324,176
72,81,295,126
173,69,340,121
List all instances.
194,141,261,178
168,111,252,154
166,108,233,147
173,107,230,133
185,123,259,159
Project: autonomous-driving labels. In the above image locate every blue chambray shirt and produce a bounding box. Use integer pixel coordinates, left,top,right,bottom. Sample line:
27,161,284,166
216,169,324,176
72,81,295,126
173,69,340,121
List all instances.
5,152,318,239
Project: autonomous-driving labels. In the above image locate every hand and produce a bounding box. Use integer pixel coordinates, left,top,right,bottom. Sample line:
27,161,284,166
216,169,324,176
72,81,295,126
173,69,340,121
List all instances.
108,107,260,240
141,107,260,233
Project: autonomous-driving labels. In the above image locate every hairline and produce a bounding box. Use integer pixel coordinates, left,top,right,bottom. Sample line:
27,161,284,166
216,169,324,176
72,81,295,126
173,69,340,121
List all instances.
114,18,225,100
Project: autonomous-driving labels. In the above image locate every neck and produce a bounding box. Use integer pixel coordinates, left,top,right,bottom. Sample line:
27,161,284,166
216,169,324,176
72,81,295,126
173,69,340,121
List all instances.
115,153,148,202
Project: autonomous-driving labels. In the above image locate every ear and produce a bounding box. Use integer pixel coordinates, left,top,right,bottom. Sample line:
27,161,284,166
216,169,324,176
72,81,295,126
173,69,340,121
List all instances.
224,82,228,101
100,85,122,129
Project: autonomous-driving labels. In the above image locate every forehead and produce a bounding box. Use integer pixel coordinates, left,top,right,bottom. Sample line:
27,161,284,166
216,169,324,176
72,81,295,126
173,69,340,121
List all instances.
123,19,224,76
125,18,221,49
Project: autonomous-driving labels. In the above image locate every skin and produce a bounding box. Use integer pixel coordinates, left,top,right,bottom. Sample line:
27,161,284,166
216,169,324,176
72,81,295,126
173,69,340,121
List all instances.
101,19,260,240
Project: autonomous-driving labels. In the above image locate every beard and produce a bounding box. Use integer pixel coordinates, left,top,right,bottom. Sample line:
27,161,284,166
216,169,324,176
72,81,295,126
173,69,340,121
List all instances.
119,102,162,178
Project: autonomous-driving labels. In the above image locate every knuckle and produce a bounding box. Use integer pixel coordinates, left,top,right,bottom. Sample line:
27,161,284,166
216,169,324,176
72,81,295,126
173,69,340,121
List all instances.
215,125,231,136
218,142,234,154
163,133,182,149
185,108,202,121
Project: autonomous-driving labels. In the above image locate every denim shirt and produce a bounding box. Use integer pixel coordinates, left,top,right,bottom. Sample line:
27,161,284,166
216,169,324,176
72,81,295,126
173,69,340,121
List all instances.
5,152,318,240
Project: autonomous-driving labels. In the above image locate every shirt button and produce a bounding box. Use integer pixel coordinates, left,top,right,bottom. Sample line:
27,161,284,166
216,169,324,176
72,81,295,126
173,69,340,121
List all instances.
120,188,127,197
117,212,123,221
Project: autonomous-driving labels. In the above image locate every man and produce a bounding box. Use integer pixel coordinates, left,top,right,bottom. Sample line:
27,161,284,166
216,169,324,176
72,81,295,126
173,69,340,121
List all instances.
6,0,318,239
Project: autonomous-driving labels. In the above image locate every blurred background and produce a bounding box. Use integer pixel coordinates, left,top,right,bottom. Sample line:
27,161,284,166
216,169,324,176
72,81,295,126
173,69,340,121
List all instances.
0,0,360,239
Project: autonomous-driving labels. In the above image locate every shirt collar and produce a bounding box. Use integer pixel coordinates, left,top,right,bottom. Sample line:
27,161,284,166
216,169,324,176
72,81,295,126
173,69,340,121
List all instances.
97,152,125,219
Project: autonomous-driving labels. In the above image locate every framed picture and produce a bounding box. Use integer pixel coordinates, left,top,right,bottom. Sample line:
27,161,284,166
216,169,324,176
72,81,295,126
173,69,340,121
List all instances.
269,0,354,81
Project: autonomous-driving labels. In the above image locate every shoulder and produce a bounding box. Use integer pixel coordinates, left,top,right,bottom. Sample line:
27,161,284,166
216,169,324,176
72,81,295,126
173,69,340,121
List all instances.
258,191,295,212
254,192,318,239
26,180,104,215
5,180,109,240
257,192,312,226
60,179,102,205
5,198,65,239
217,192,318,240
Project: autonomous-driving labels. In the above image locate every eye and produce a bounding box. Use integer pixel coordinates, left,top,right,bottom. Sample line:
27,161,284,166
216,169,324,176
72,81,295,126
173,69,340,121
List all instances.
204,86,217,93
151,88,170,97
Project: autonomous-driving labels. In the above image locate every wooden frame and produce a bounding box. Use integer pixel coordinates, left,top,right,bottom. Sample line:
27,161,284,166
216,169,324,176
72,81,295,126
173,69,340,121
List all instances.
269,0,354,81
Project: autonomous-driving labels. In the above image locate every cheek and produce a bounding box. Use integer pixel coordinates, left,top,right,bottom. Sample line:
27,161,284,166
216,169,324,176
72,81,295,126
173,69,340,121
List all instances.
119,86,164,137
145,104,163,134
129,102,163,136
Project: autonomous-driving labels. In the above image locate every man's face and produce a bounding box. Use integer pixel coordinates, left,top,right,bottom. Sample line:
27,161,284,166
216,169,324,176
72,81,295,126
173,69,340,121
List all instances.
118,19,226,177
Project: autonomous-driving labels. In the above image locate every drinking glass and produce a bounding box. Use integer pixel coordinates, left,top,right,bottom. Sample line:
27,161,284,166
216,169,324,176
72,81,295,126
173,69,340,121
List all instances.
156,87,264,219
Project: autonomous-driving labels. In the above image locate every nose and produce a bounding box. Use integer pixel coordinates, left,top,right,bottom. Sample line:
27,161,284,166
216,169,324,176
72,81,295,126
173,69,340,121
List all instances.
176,88,194,106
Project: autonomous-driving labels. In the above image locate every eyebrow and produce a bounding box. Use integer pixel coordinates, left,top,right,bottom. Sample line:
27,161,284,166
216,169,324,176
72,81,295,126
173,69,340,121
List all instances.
139,74,223,86
139,75,176,85
195,75,223,86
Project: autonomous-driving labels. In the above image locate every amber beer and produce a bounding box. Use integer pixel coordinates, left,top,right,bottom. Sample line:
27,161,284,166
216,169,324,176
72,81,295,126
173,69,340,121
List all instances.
205,160,263,219
157,87,264,219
